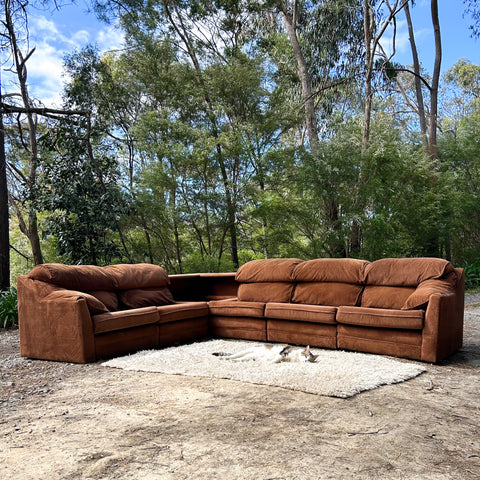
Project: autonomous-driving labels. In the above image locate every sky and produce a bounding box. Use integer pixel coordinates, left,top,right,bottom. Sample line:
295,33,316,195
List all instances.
1,0,479,108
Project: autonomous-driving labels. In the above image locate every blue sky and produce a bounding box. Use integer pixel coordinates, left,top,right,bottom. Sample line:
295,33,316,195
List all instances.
2,0,479,107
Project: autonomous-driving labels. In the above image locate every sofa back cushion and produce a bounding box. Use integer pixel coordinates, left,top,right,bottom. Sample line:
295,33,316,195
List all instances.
402,272,457,310
293,282,362,307
119,287,175,309
235,258,303,283
28,263,114,291
292,258,368,284
363,257,454,287
237,282,293,303
104,263,170,289
88,290,119,311
361,286,416,310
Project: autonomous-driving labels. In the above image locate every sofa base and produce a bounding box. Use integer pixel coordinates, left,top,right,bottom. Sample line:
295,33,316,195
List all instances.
95,324,159,361
267,319,337,349
337,324,423,361
210,316,267,341
158,317,209,347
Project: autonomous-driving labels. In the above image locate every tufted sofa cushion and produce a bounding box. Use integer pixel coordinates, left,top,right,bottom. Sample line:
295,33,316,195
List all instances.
104,263,170,289
363,257,454,287
292,258,367,307
119,287,175,309
361,286,416,310
237,282,294,303
402,272,458,310
235,258,303,283
292,258,368,284
293,282,363,307
28,264,114,291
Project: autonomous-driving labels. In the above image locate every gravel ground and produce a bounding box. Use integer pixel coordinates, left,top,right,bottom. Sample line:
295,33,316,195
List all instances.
1,299,479,480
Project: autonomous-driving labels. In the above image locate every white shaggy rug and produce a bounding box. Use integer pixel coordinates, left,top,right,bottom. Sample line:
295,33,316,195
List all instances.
102,339,427,398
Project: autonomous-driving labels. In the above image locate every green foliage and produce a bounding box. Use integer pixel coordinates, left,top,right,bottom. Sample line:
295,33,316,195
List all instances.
7,0,480,273
0,287,18,329
462,261,480,290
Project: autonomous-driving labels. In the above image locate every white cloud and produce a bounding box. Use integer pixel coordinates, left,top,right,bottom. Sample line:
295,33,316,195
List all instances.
2,13,124,108
96,25,125,52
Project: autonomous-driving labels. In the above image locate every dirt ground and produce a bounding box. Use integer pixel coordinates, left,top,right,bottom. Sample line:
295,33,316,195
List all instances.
1,300,479,480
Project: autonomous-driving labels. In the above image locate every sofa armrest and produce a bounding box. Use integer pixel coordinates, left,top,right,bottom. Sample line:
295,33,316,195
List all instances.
421,268,465,362
18,276,96,363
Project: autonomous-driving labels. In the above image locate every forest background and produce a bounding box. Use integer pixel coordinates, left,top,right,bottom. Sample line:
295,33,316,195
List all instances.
2,0,480,291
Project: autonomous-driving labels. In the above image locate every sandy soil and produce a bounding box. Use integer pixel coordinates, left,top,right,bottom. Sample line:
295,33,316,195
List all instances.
1,302,479,480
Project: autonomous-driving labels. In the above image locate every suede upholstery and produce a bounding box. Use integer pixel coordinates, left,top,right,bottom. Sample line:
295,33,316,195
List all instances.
18,259,465,364
237,282,293,303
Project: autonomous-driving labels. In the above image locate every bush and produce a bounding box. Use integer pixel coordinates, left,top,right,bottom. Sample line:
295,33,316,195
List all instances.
462,261,480,291
0,287,18,329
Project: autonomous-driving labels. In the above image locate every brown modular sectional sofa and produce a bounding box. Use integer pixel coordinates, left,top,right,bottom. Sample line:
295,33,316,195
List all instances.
17,257,465,364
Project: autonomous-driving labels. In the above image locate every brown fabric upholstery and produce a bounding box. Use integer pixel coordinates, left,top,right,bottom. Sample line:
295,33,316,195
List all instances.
361,286,416,310
18,276,96,363
337,324,422,360
403,272,457,310
293,282,362,307
105,263,170,289
157,302,209,324
209,316,267,341
421,269,465,362
292,258,368,283
265,303,337,324
88,290,119,311
235,258,303,283
267,320,337,349
46,289,108,314
119,287,175,309
337,306,424,330
363,257,454,287
95,325,159,360
92,307,159,334
28,263,114,291
208,299,265,318
237,282,293,303
158,317,209,347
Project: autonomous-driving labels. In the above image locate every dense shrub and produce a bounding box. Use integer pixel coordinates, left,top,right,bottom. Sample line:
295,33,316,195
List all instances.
0,287,18,329
463,261,480,290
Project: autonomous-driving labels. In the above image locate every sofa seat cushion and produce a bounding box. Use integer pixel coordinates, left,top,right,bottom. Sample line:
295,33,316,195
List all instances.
208,299,265,318
361,286,416,310
92,306,159,334
265,303,337,324
293,282,362,307
157,302,209,324
337,306,424,330
237,282,293,303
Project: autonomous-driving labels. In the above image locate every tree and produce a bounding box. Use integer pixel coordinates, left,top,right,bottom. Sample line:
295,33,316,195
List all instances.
0,67,8,289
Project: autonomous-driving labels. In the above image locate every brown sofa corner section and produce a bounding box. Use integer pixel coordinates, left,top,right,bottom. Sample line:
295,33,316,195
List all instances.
18,259,465,364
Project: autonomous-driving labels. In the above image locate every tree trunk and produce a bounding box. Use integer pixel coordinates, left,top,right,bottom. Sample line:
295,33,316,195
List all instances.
279,9,320,155
164,1,240,268
4,0,44,266
429,0,442,160
279,1,345,257
404,1,428,150
0,74,10,289
362,0,375,151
